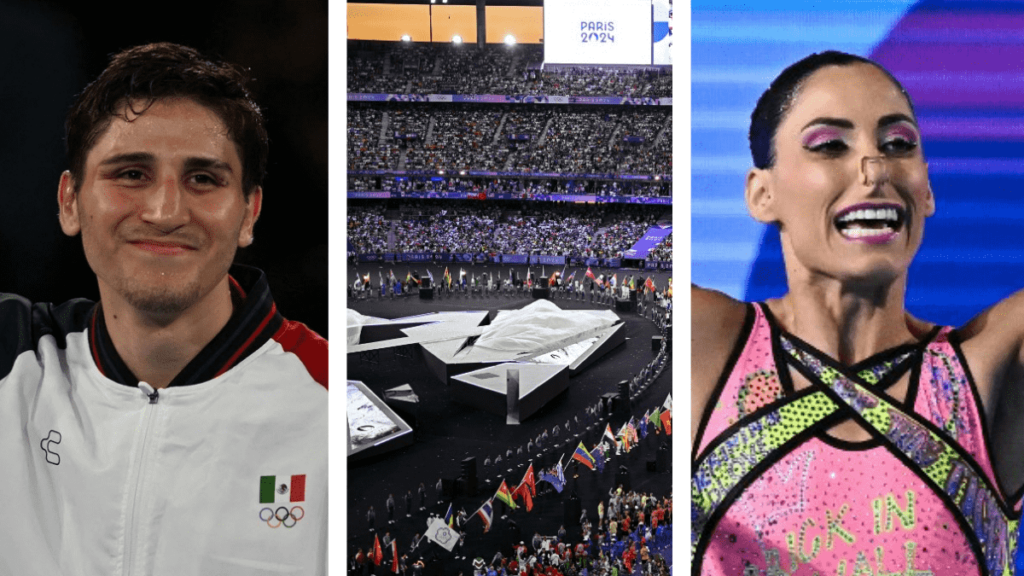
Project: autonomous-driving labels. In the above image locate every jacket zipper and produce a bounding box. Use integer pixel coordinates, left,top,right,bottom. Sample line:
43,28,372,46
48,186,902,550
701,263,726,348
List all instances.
122,382,160,575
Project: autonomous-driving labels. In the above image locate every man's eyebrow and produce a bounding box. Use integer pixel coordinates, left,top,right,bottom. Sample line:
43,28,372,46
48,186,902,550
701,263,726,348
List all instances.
184,157,234,173
800,117,854,131
878,113,918,129
97,152,155,166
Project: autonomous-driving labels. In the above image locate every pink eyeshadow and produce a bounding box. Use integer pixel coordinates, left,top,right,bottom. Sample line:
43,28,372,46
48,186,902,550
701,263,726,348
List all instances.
802,128,843,148
885,124,919,144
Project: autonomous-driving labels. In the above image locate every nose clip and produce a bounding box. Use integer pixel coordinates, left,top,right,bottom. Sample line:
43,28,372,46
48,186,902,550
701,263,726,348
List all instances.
861,156,890,187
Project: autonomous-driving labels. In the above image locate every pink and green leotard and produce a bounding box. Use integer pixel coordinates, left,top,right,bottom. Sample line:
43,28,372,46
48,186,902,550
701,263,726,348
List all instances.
692,303,1020,576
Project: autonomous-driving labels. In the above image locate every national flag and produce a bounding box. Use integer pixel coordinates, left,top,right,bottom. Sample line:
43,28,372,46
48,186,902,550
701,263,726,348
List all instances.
566,270,576,284
427,269,435,284
660,409,672,435
585,267,596,282
460,268,467,286
513,482,534,512
639,413,649,438
667,278,673,298
259,474,306,503
649,407,662,430
389,269,396,284
604,423,618,447
549,270,559,285
391,541,399,573
592,443,606,472
444,503,454,527
495,480,518,509
519,464,537,497
527,267,533,287
538,457,566,493
629,275,636,290
475,500,494,533
572,442,596,470
443,267,452,287
645,276,656,292
610,274,617,289
618,424,632,452
663,393,673,411
627,418,639,443
372,534,383,565
424,517,460,551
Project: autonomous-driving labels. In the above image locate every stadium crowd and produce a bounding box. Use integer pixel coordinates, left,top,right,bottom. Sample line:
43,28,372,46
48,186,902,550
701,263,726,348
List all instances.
348,105,670,176
644,234,671,263
348,42,671,98
348,202,664,259
348,177,669,198
348,205,390,254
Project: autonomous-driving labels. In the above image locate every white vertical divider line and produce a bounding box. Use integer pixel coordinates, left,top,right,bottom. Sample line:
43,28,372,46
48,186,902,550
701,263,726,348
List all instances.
330,5,348,574
672,0,692,563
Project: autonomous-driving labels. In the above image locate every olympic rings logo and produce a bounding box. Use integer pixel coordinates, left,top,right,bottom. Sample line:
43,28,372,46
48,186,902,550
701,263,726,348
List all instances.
260,506,305,528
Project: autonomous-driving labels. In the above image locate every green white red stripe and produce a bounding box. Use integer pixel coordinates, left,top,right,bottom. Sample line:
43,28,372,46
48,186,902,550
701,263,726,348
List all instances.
259,474,307,503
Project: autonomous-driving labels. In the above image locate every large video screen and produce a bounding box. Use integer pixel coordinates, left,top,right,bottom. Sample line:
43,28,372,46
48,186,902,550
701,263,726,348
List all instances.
652,0,672,65
544,0,653,65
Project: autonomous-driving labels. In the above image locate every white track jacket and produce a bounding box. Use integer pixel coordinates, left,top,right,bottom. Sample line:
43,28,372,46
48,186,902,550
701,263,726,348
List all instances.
0,266,328,575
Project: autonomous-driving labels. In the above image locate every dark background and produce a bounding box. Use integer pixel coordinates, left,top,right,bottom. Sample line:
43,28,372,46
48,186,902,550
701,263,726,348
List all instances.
0,0,327,337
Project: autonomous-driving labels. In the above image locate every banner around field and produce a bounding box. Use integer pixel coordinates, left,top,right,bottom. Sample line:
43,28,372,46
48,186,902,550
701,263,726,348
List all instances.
530,255,566,265
346,190,671,204
348,171,670,183
349,93,671,106
359,254,670,269
623,226,672,259
499,254,527,264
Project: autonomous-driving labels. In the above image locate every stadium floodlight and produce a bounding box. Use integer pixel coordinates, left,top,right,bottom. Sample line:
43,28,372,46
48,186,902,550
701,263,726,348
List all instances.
654,175,661,181
452,35,463,44
438,170,446,175
459,170,467,176
401,35,412,42
504,35,517,46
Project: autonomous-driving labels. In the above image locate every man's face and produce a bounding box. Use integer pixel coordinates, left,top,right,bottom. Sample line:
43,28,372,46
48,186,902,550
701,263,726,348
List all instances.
59,97,261,317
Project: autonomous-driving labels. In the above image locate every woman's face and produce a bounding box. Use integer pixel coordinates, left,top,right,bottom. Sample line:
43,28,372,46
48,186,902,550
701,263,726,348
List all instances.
756,62,933,286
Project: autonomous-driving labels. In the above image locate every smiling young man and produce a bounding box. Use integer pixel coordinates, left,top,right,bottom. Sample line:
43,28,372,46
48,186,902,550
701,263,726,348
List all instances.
0,44,327,575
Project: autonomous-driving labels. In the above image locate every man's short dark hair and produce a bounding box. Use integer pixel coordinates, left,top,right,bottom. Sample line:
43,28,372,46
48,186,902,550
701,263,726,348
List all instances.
66,42,268,196
749,50,916,170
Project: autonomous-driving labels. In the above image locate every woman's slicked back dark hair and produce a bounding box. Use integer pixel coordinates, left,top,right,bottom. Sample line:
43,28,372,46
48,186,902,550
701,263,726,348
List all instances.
65,42,268,196
748,50,915,169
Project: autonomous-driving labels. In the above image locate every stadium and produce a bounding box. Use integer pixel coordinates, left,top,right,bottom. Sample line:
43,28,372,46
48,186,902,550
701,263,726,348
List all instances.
347,2,673,575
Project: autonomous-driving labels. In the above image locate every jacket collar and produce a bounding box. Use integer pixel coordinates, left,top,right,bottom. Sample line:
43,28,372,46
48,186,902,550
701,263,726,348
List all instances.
88,265,283,388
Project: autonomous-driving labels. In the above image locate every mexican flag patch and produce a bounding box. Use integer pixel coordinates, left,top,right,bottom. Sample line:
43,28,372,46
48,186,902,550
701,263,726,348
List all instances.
260,474,306,504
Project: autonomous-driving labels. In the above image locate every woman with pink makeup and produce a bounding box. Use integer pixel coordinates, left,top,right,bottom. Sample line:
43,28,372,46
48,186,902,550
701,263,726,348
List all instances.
691,51,1024,576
